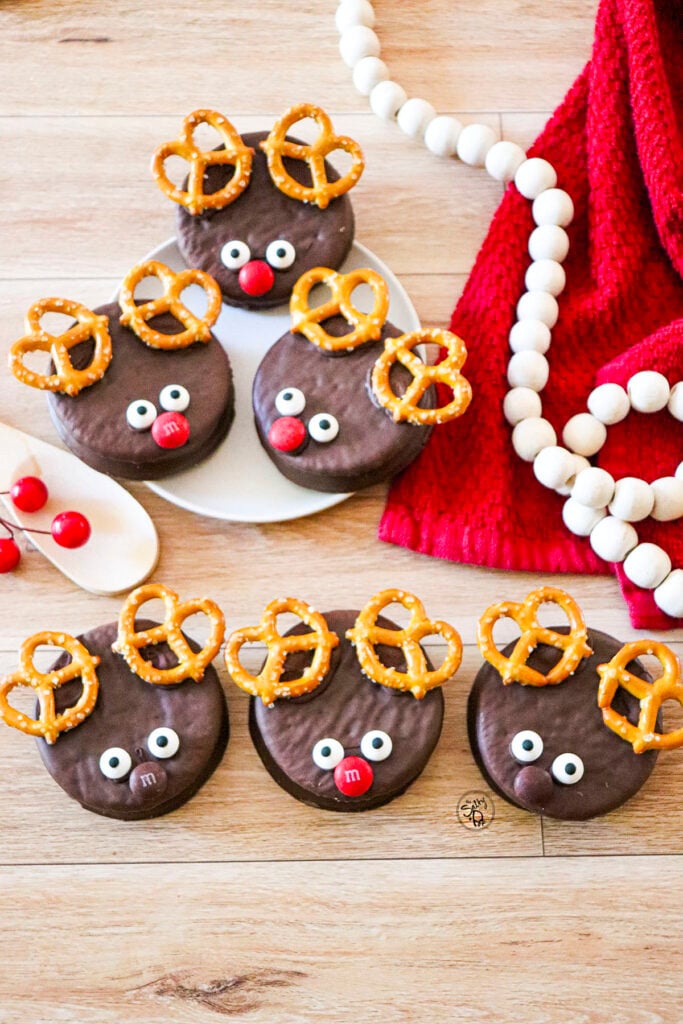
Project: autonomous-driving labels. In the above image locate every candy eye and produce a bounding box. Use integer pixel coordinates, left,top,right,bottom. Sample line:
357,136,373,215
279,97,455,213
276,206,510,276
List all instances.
221,240,251,270
551,752,584,785
99,747,133,780
312,737,345,770
265,239,296,269
159,384,190,413
510,730,543,763
360,730,393,762
126,400,157,430
308,412,339,443
147,727,180,759
275,387,306,416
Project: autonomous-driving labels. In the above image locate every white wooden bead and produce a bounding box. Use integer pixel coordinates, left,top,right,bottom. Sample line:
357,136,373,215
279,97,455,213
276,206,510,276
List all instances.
524,260,566,297
424,115,463,157
668,381,683,421
514,157,557,199
485,141,526,182
627,371,670,413
511,417,557,462
562,498,607,537
555,455,590,496
509,319,552,354
528,224,570,262
516,291,559,328
336,0,376,32
369,80,407,120
503,387,542,425
397,98,436,139
339,25,380,67
533,446,576,490
654,569,683,618
650,477,683,521
587,383,630,424
532,188,575,228
352,55,389,95
571,467,615,509
623,543,672,590
608,477,654,522
507,351,549,392
456,123,497,166
589,516,638,563
562,413,607,457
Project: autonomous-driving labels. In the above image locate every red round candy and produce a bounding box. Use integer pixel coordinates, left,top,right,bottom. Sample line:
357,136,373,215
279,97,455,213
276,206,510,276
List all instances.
238,260,275,297
10,476,49,513
151,411,190,449
51,511,91,549
268,416,307,453
0,537,21,573
333,756,374,797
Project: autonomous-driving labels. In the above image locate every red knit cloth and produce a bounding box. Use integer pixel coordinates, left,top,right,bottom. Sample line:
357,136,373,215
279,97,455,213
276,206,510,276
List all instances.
380,0,683,629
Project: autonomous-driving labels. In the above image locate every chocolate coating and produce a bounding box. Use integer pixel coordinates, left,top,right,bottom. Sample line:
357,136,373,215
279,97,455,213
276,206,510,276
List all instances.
249,610,444,811
38,620,229,820
468,628,659,820
176,132,355,310
47,302,234,479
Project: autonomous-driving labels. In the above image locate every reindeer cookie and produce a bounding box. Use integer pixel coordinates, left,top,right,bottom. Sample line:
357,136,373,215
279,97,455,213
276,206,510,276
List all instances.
152,104,362,309
225,589,462,811
0,584,228,820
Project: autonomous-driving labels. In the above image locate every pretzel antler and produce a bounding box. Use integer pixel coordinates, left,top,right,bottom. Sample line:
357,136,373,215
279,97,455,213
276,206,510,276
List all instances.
289,266,389,352
118,260,222,350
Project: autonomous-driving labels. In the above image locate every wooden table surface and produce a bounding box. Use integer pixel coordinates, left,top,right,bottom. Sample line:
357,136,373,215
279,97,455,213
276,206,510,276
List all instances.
2,1,682,1021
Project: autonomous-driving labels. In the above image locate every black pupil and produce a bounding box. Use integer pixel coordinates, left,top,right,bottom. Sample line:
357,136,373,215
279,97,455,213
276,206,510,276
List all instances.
109,756,119,768
320,745,331,758
170,390,180,400
318,419,331,431
157,735,169,748
522,739,534,751
371,737,383,749
565,762,577,775
276,248,287,259
137,405,148,416
283,391,293,401
231,248,240,258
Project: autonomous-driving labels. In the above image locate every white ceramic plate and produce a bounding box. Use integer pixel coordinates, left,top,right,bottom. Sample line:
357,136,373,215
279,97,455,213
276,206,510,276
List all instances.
133,238,419,523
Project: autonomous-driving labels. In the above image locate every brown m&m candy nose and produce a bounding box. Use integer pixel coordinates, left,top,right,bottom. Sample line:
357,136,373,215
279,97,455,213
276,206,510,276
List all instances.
513,765,554,809
129,761,168,802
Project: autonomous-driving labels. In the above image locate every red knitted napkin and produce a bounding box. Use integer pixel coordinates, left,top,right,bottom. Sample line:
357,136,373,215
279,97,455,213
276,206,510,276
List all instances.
380,0,683,629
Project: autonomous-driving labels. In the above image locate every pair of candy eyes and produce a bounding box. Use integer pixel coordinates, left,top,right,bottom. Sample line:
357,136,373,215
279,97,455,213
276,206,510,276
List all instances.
510,730,584,785
99,727,180,780
276,388,339,443
126,385,190,430
221,239,296,271
312,730,392,770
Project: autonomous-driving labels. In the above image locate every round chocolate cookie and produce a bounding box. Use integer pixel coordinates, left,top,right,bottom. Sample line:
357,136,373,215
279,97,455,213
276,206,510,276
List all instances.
47,301,234,480
252,318,433,493
176,132,355,310
38,620,229,820
249,610,444,811
468,628,659,820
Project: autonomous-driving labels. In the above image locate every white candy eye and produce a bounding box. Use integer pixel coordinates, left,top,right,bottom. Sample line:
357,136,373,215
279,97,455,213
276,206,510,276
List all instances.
312,737,345,770
275,387,306,416
265,239,296,269
360,730,393,762
159,384,190,413
510,730,543,763
99,747,132,780
551,752,584,785
221,240,251,270
147,726,180,759
308,412,339,443
126,399,157,430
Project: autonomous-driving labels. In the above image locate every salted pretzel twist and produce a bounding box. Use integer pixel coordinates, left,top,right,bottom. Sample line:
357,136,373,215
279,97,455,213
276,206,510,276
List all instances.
260,102,364,210
290,267,389,351
597,640,683,753
225,597,340,706
152,109,254,215
371,328,472,425
477,586,593,687
113,583,225,686
118,260,222,349
9,298,112,397
0,632,100,745
346,589,462,699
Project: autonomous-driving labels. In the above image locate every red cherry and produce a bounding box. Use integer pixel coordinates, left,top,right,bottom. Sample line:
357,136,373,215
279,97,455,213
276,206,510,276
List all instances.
333,756,374,797
151,411,190,449
0,537,21,572
238,260,275,297
10,476,49,513
268,416,307,453
51,511,91,549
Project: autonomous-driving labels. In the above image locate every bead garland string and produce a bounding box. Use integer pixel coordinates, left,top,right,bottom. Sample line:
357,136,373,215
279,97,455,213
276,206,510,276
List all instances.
334,0,683,619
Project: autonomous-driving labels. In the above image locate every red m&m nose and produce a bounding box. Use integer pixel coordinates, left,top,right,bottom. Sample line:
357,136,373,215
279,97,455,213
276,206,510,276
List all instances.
268,416,306,453
334,756,374,797
238,260,275,297
151,411,190,449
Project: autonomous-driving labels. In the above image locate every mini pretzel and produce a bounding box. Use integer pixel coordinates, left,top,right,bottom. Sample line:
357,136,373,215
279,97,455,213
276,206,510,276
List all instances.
118,260,222,350
225,597,340,706
477,586,593,687
113,583,225,686
0,632,100,745
290,267,389,351
371,328,473,426
9,298,112,397
152,109,254,215
346,589,462,699
260,102,364,210
597,640,683,753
